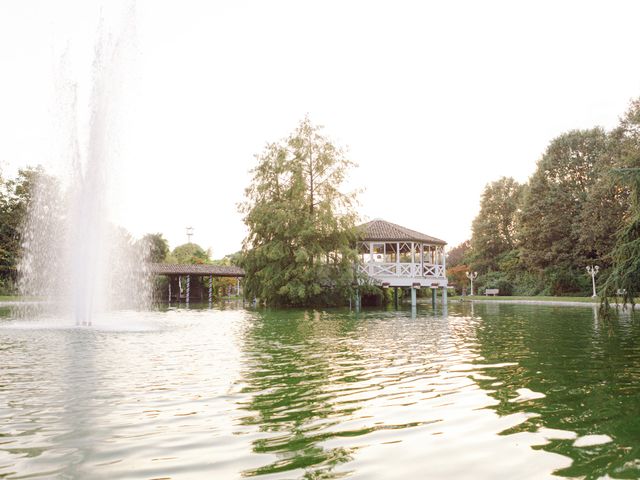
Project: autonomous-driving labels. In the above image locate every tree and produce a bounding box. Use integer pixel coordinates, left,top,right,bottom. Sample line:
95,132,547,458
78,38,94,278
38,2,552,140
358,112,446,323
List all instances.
167,243,210,264
518,129,610,272
240,117,358,306
140,233,170,263
0,166,56,293
575,167,628,266
469,177,524,273
601,98,640,309
446,240,470,268
447,264,470,294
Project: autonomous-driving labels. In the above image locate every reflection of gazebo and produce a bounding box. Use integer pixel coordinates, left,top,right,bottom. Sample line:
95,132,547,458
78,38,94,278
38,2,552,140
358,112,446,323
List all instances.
356,219,447,305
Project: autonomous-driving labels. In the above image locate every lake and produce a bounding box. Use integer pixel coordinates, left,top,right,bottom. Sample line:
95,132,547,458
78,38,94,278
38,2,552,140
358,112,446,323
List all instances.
1,302,639,479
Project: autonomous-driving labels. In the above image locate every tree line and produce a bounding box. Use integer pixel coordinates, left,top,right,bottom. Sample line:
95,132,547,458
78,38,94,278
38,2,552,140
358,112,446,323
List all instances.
0,167,44,294
7,101,637,306
449,97,640,299
0,168,238,298
1,117,360,306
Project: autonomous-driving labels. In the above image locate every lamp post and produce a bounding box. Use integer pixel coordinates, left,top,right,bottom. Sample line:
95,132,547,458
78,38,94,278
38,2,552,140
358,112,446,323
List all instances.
466,271,478,296
586,265,599,298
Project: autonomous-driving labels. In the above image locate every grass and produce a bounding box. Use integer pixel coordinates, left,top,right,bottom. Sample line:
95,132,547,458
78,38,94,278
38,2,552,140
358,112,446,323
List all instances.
450,295,601,303
0,295,24,301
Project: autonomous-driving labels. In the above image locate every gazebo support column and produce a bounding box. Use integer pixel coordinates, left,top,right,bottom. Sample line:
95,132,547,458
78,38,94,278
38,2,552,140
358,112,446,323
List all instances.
186,275,191,308
208,275,213,308
431,286,437,307
411,283,419,308
168,276,172,304
442,286,447,304
178,275,182,304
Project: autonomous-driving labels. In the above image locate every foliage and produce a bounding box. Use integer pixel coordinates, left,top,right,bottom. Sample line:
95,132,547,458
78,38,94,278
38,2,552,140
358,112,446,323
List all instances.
518,128,610,271
240,117,358,306
601,99,640,310
541,267,590,296
141,233,169,263
167,243,210,264
475,271,514,296
468,98,640,299
211,251,243,267
469,177,524,273
0,166,55,293
446,240,470,268
509,271,545,296
447,264,469,294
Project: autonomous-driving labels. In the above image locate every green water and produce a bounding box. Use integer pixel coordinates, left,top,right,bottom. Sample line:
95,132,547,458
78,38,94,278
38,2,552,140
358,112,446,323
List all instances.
0,302,639,478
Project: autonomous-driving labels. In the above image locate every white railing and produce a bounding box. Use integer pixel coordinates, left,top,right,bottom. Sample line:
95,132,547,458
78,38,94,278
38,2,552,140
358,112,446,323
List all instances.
358,262,445,278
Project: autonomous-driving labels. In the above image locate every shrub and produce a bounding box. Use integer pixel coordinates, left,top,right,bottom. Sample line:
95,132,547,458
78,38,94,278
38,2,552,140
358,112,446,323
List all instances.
543,267,591,296
477,271,514,296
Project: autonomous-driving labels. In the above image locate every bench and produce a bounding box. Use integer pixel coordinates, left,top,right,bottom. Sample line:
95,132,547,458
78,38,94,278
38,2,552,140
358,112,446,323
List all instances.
485,288,499,296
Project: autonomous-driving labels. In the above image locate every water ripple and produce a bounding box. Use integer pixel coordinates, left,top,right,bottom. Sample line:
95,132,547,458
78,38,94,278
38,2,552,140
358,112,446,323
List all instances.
1,304,638,478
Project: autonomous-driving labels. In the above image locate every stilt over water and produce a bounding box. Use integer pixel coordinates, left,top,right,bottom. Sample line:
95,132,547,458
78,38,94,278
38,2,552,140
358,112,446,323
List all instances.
208,275,213,307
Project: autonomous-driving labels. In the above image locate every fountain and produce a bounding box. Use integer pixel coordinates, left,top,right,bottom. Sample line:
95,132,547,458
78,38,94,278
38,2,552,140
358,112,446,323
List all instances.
16,5,150,324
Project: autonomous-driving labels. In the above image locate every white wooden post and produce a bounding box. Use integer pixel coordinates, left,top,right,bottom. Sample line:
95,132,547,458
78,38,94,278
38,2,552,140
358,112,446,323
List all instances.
411,242,415,276
442,245,446,278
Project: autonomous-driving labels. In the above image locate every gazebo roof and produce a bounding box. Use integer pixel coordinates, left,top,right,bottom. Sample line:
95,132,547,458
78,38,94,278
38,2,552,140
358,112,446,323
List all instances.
150,263,245,277
357,219,446,245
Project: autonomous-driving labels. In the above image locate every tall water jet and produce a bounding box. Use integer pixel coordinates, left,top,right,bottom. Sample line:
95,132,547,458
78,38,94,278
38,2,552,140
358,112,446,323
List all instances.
17,5,150,324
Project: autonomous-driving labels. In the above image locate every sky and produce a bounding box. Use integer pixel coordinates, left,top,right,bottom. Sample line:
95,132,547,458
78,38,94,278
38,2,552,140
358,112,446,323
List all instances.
1,1,640,257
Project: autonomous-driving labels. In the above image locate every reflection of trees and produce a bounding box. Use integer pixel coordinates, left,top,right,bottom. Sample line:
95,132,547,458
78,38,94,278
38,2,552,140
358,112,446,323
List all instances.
237,307,469,478
470,303,640,478
238,309,362,478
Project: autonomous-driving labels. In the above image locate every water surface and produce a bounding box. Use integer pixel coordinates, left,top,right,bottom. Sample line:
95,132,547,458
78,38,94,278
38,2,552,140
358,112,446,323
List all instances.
1,302,638,478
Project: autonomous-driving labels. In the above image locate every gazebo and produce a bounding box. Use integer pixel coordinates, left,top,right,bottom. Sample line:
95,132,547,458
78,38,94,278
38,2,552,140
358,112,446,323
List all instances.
356,219,448,306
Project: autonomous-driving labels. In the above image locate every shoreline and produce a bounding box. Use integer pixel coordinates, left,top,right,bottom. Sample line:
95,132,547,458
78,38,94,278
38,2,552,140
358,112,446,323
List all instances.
461,298,600,308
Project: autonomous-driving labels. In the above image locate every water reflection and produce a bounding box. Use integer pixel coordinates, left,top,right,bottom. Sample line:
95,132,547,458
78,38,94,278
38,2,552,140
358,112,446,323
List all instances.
0,309,249,479
237,310,361,477
2,303,639,478
0,325,101,477
470,303,640,478
237,307,569,478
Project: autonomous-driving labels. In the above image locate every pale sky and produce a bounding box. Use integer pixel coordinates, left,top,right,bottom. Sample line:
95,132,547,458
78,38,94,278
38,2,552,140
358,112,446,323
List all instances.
1,1,640,257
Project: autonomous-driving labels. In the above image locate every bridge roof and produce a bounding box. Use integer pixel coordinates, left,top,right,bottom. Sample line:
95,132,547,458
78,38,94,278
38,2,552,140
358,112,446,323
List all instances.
357,219,446,245
150,263,245,277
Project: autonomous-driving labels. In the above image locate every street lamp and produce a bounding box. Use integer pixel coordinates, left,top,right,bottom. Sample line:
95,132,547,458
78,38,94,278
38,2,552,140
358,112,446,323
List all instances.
586,265,599,298
466,271,478,296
